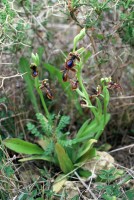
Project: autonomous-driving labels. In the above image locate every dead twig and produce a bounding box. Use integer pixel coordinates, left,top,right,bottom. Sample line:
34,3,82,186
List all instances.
110,95,134,100
109,144,134,153
0,72,27,89
74,171,98,200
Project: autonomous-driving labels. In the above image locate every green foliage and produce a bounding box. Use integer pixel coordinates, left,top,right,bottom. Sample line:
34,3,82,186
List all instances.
3,166,14,177
1,0,133,199
96,168,133,199
98,168,124,182
3,138,44,154
19,57,39,113
124,189,134,200
75,139,97,162
0,0,30,52
36,113,52,137
44,63,82,114
31,53,40,66
27,122,41,138
19,154,54,163
118,0,134,46
71,195,79,200
26,112,70,139
97,184,121,199
3,30,112,176
56,115,70,135
55,143,74,174
77,168,92,178
73,28,86,51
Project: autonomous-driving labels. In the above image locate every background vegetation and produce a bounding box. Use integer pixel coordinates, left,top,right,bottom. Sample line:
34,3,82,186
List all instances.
0,0,134,199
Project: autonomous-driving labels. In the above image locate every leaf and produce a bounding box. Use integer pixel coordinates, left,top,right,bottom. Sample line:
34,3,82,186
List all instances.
3,166,14,177
76,119,90,138
76,118,98,139
96,34,104,40
87,105,97,109
103,87,110,106
37,46,44,60
124,189,134,200
0,97,6,103
73,28,86,51
56,115,70,132
3,138,44,154
76,148,96,164
37,139,50,150
76,88,85,97
19,155,54,163
17,193,28,200
19,57,39,113
76,47,85,54
31,53,36,61
31,53,40,66
55,143,74,174
52,174,67,193
35,53,40,66
96,97,102,116
36,113,52,136
75,139,97,161
102,194,116,200
95,113,111,140
83,50,92,63
27,122,41,138
78,168,92,178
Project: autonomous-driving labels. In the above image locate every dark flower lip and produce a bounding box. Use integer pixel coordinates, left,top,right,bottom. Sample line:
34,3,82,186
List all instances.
30,64,38,77
67,59,74,68
32,71,38,77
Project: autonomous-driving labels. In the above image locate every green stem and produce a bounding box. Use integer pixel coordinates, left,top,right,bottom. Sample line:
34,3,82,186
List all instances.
38,90,50,119
76,62,99,122
34,77,50,119
95,129,103,140
103,90,107,127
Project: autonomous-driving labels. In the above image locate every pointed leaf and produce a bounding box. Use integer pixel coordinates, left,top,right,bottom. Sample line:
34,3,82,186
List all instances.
83,50,92,63
76,139,97,161
124,189,134,200
19,57,39,113
96,97,102,116
3,138,44,154
76,148,96,164
55,143,74,174
103,87,110,106
35,53,40,66
78,168,92,178
76,118,98,139
76,47,85,54
95,113,111,140
19,155,54,163
76,119,90,138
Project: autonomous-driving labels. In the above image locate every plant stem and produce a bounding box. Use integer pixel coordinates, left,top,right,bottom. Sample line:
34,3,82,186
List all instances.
34,77,50,119
76,62,99,122
38,90,50,119
103,91,107,128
